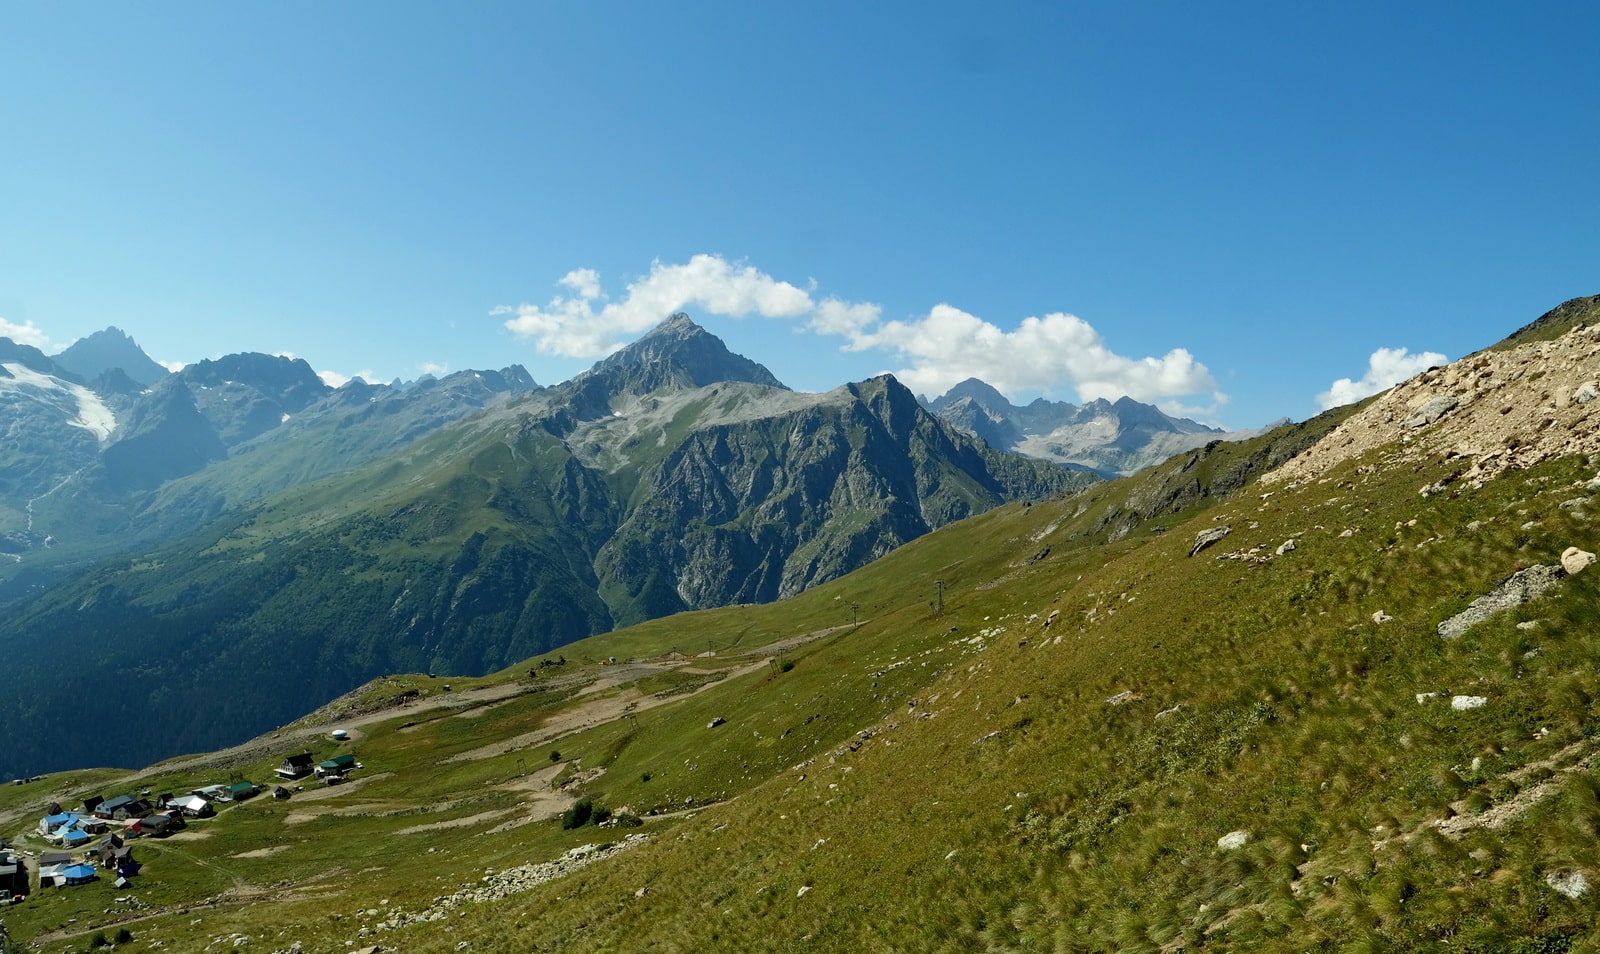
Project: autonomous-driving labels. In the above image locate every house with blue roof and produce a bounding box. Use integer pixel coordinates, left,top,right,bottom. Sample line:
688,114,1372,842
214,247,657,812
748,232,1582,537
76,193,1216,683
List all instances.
37,812,79,837
60,827,91,848
62,863,97,886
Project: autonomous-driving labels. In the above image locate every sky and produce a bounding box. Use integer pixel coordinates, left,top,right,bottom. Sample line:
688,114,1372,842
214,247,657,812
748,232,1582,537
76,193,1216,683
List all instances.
3,2,1597,429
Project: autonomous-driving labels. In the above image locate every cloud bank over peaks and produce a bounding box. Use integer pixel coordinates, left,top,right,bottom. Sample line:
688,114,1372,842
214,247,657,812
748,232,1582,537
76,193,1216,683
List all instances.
0,317,51,350
496,255,813,357
1317,346,1448,410
496,254,1224,411
844,304,1221,409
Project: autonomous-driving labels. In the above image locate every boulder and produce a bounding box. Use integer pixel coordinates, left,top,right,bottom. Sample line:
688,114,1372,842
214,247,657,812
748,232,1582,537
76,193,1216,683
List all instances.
1276,538,1297,555
1451,695,1488,711
1217,830,1250,850
1403,395,1459,429
1561,547,1595,576
1546,870,1589,899
1189,526,1230,557
1372,610,1393,624
1575,382,1600,405
1437,564,1565,638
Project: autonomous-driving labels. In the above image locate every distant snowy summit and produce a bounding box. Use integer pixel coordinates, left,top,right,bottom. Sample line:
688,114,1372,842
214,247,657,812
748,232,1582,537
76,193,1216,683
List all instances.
920,377,1249,476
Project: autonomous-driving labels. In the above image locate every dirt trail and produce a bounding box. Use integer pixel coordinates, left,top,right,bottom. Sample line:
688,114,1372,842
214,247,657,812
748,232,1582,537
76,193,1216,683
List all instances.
438,624,852,764
2,623,851,833
443,657,772,763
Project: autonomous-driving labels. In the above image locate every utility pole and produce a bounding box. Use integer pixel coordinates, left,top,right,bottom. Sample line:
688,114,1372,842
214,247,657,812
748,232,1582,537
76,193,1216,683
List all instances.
935,580,944,615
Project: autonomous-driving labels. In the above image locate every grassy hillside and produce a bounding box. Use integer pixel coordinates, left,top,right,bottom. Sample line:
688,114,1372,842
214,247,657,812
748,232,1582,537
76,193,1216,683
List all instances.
11,387,1600,952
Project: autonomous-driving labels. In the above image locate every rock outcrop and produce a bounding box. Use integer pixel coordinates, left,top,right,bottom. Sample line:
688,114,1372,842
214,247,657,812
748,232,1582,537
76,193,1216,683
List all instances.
1265,312,1600,489
1437,564,1565,639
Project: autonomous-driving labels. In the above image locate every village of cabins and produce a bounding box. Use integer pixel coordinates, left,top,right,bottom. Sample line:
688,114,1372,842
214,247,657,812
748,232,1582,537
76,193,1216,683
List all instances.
1,743,359,901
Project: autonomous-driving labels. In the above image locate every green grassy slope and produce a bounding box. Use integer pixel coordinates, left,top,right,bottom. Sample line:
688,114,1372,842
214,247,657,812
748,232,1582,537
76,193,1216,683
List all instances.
22,396,1600,952
0,372,1088,784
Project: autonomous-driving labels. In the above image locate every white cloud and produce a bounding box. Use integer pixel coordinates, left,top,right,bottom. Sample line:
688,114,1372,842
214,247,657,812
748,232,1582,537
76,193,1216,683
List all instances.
496,255,814,357
498,255,1223,409
419,361,449,377
847,304,1221,406
158,359,187,373
1316,346,1447,410
809,298,882,337
0,317,51,350
558,268,603,301
317,369,376,388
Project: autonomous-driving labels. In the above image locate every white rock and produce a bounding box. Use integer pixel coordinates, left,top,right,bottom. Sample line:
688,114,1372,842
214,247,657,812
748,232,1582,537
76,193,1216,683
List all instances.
1451,695,1489,711
1372,610,1393,624
1561,546,1595,576
1276,539,1297,555
797,885,812,897
1547,870,1589,899
1415,692,1439,704
1217,830,1250,850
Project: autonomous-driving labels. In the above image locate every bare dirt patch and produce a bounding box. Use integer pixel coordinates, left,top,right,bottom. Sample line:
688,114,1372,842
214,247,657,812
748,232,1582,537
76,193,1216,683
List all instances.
395,807,518,835
232,844,289,859
163,828,214,841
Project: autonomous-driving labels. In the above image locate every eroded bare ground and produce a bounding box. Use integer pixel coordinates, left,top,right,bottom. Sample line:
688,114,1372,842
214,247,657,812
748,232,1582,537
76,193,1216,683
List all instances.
1435,739,1597,837
443,658,771,764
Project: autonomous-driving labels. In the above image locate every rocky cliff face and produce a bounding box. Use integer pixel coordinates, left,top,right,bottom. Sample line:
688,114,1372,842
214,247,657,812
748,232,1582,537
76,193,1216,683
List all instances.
593,374,1078,623
52,326,170,388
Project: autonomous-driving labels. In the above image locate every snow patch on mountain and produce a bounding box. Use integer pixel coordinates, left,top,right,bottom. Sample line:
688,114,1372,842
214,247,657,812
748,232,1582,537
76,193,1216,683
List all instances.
1,362,117,440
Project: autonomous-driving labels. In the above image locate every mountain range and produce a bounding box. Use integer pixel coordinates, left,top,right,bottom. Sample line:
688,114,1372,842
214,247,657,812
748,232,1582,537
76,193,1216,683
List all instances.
0,314,1090,780
920,376,1265,476
4,294,1599,954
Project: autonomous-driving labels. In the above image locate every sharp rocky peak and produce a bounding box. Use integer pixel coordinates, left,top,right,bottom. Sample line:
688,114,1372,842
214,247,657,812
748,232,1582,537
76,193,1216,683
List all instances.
572,313,788,403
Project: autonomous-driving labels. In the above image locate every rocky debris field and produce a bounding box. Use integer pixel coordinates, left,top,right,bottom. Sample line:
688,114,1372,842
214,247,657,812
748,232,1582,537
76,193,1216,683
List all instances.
1265,322,1600,488
355,834,649,937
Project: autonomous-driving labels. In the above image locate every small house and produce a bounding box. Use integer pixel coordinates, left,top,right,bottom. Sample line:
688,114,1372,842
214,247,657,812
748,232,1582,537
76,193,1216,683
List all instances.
87,836,124,866
193,784,231,801
38,812,78,837
315,755,357,778
39,851,72,868
96,794,152,820
227,781,258,802
38,864,65,889
62,863,97,886
58,827,92,848
131,811,184,837
82,795,104,815
172,795,215,818
276,752,315,780
272,785,291,800
0,849,26,896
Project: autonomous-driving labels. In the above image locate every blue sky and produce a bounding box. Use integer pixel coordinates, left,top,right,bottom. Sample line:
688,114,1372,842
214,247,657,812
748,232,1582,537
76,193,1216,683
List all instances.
3,2,1597,429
